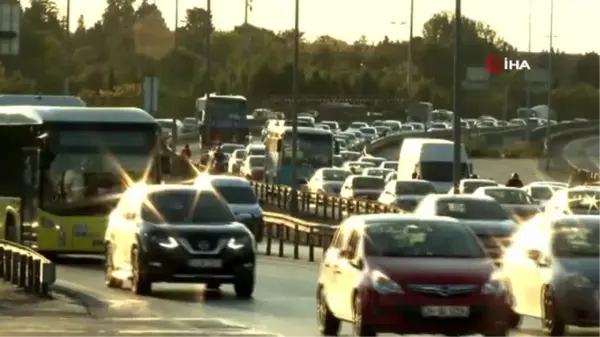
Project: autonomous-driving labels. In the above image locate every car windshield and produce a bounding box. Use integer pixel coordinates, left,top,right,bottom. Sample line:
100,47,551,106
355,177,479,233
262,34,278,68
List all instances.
248,156,264,167
396,181,436,195
437,199,510,220
364,221,486,258
234,150,247,159
353,176,384,189
322,169,350,181
360,128,376,134
568,190,600,215
361,157,385,166
143,190,235,223
333,156,343,167
421,162,469,182
381,162,396,170
484,189,534,205
341,152,360,161
364,169,392,178
463,180,497,193
530,186,555,200
552,220,599,258
248,147,266,156
221,144,243,154
213,185,257,204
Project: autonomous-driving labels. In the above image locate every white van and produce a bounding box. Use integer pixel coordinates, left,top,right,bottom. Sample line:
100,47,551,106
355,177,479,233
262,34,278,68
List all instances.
397,138,472,192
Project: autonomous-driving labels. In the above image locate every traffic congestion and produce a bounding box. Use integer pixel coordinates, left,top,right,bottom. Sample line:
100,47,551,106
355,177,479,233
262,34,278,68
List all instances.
0,95,596,336
132,103,597,336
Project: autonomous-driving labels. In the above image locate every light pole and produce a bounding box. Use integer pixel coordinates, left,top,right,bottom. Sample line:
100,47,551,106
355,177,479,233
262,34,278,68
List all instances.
407,0,414,89
243,0,251,96
525,0,532,108
290,0,300,214
205,0,213,144
452,0,462,193
64,0,71,95
544,0,554,170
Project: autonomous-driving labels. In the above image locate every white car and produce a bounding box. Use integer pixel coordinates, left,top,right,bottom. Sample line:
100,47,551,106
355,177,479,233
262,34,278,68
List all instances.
472,186,541,220
544,186,600,217
245,144,266,157
451,178,498,194
240,155,265,181
379,160,397,170
361,168,394,179
339,175,385,201
521,182,567,205
228,149,247,174
377,179,437,212
342,161,375,175
306,167,351,196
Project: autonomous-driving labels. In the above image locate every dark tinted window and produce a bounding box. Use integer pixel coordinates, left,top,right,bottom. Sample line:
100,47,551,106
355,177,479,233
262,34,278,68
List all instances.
142,189,234,223
322,169,349,181
213,185,257,204
463,180,497,193
248,148,266,156
396,181,436,195
59,131,150,148
484,189,534,205
552,220,599,257
341,151,360,161
420,162,469,182
364,221,485,258
249,156,264,166
353,176,384,189
530,186,554,200
437,199,509,220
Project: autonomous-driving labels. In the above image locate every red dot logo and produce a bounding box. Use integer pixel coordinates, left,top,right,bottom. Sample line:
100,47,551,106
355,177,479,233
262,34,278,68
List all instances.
485,55,503,73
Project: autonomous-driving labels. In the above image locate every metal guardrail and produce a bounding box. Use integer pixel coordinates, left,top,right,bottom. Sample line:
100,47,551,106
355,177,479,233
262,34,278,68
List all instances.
0,240,55,296
547,126,600,184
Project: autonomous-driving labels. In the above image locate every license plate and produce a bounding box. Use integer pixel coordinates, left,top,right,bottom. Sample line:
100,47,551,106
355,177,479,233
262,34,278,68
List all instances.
421,306,469,318
188,259,222,268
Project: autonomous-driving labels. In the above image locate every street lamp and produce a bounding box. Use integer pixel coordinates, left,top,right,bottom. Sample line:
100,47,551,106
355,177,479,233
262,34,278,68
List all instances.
290,0,300,214
544,0,554,170
64,0,71,94
407,0,414,88
452,0,462,193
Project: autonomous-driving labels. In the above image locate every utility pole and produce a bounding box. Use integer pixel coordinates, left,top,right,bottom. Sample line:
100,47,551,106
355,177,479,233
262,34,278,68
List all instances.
175,0,179,45
452,0,462,193
290,0,299,214
205,0,213,144
525,0,533,108
244,0,251,96
64,0,71,95
545,0,554,170
407,0,414,89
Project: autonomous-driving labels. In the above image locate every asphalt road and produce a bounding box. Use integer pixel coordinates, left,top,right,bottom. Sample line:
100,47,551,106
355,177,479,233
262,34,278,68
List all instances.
55,251,600,337
563,136,599,172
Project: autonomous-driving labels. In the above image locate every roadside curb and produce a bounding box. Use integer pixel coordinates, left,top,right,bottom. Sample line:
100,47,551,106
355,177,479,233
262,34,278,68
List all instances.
52,281,108,317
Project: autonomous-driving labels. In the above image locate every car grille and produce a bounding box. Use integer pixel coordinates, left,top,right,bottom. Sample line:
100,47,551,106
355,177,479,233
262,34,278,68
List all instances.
477,234,511,259
182,234,224,251
407,284,478,297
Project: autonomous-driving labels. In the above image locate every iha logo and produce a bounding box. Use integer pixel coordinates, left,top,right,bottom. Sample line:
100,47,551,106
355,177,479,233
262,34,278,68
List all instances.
485,55,531,73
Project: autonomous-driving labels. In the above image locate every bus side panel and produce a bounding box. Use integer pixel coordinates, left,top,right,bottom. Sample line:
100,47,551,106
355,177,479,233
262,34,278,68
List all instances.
36,210,106,253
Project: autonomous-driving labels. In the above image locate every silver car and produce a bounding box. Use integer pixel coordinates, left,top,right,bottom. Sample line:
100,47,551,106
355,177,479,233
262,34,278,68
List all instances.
194,176,264,242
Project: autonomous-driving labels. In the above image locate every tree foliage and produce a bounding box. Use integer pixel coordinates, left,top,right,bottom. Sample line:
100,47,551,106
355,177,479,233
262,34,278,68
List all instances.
2,1,598,119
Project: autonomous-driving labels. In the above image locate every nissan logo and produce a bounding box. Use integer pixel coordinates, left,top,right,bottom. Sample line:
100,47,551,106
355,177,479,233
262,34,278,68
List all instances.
197,241,210,251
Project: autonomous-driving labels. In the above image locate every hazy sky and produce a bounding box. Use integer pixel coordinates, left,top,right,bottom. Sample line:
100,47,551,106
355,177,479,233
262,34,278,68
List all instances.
28,0,600,53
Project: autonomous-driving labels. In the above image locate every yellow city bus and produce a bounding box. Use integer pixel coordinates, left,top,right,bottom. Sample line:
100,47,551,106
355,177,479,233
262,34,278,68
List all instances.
0,106,161,257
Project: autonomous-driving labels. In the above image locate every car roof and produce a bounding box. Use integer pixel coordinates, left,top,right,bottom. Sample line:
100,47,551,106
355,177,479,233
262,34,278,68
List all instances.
0,106,156,124
551,214,600,224
477,186,523,191
350,214,460,226
247,144,265,149
196,175,252,187
461,178,496,183
430,194,495,201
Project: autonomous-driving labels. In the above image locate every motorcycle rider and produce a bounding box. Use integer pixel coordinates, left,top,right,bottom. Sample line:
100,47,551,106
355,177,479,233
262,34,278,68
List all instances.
505,172,524,188
210,142,225,173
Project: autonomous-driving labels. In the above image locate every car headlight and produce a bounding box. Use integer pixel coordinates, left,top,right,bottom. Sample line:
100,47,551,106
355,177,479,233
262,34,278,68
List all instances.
151,235,179,249
567,274,592,288
228,236,253,250
370,270,404,295
481,279,506,295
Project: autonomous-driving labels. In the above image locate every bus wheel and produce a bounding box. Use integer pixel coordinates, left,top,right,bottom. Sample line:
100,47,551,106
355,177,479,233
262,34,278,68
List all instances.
4,214,16,242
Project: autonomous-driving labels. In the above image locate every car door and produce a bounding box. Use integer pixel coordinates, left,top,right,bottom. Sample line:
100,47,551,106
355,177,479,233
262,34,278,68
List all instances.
332,229,362,321
324,224,349,316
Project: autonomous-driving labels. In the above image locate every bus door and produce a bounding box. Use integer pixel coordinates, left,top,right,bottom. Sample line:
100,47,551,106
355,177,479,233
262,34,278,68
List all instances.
21,147,40,245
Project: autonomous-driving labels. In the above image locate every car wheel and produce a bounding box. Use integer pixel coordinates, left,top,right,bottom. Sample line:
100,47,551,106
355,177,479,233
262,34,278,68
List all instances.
234,270,254,299
317,287,340,336
104,243,123,288
352,294,376,336
542,287,566,336
131,247,152,296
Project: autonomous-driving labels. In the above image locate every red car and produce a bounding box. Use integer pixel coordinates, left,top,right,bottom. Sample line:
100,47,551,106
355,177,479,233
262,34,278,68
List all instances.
317,214,512,336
